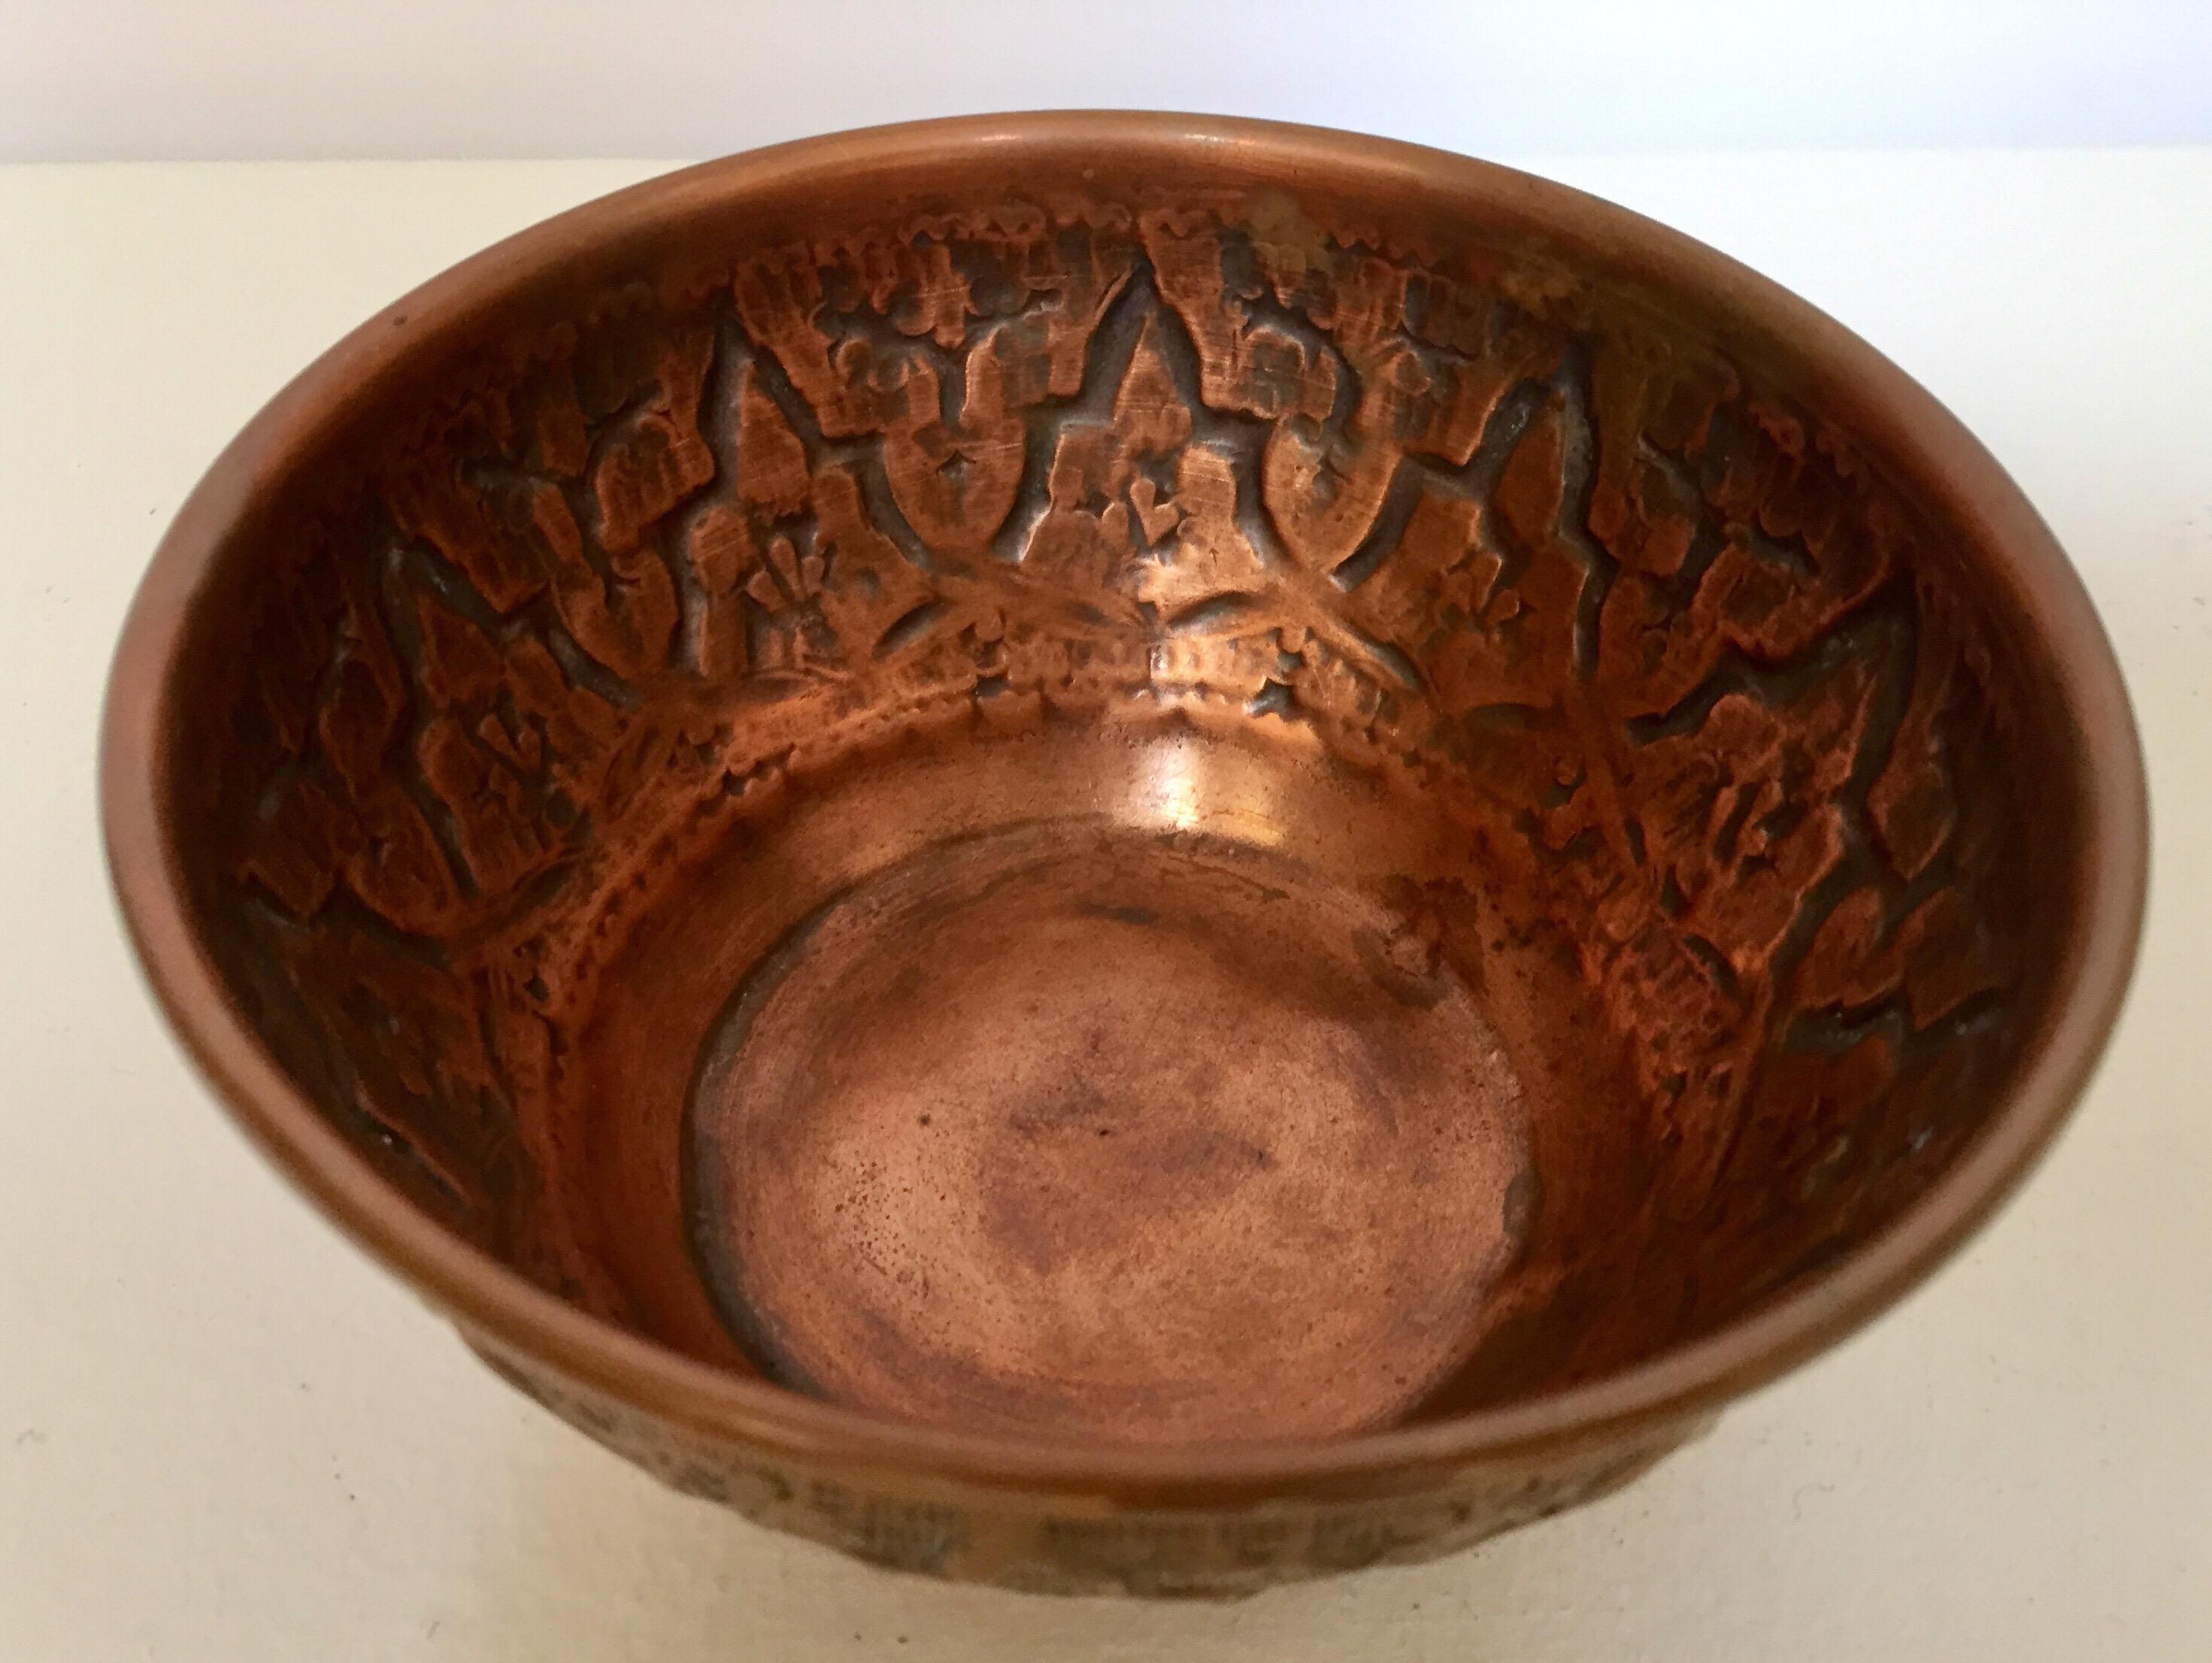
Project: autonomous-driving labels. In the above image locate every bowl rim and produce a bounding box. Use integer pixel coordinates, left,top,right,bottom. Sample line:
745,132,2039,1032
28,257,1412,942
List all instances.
101,111,2148,1495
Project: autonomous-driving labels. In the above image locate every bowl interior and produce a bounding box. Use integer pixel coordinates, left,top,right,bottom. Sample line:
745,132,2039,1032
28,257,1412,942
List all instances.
144,130,2084,1448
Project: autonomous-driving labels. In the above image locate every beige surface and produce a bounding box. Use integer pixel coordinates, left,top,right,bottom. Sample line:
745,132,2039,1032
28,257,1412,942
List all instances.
1,150,2204,1658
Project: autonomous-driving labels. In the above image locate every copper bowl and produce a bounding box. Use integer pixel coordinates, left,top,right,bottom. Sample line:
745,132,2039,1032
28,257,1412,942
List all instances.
102,114,2145,1595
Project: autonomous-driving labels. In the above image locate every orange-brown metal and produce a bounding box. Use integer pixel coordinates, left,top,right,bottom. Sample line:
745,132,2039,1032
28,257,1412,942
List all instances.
101,114,2146,1595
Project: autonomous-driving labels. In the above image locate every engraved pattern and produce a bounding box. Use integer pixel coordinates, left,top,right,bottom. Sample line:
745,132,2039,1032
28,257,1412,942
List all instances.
476,1337,1705,1596
209,195,2023,1398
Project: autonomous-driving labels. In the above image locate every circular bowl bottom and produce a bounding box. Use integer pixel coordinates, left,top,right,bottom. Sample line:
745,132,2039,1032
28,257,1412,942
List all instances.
687,770,1534,1445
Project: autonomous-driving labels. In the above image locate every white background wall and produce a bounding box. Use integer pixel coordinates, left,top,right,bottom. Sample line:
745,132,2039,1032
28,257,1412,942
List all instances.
6,0,2211,161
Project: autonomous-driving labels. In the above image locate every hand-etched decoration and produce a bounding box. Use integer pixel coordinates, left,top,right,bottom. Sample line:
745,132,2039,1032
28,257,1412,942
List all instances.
204,189,2026,1376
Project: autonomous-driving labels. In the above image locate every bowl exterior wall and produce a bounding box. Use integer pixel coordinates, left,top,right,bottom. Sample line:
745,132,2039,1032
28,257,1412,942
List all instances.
470,1330,1705,1595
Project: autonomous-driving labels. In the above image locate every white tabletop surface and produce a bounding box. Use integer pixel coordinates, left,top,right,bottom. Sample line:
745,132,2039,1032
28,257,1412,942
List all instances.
2,147,2206,1660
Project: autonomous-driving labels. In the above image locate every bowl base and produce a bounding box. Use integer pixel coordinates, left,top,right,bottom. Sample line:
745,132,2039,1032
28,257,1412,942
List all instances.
683,816,1537,1445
